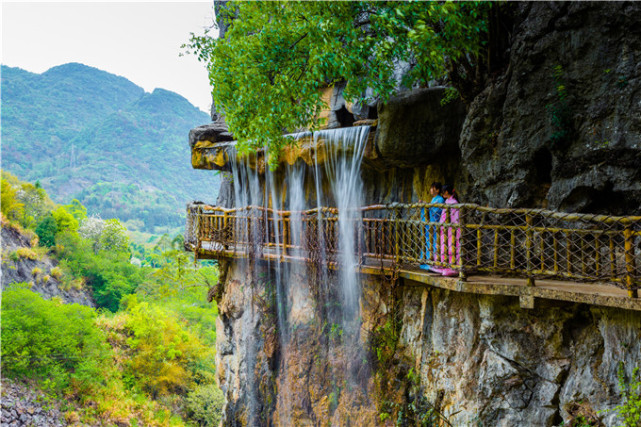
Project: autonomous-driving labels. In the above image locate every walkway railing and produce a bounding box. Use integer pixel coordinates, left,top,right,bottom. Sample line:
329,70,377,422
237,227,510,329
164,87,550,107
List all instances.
185,203,641,298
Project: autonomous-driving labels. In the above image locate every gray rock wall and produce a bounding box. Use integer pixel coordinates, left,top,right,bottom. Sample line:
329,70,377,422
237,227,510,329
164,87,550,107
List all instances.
214,260,641,426
1,224,95,307
398,286,641,426
459,2,641,213
1,381,65,427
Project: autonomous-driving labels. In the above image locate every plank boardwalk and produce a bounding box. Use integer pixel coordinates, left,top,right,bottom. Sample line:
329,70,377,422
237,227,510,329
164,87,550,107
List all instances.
186,202,641,312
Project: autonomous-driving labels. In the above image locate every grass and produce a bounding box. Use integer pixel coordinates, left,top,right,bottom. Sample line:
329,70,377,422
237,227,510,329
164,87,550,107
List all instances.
16,247,38,260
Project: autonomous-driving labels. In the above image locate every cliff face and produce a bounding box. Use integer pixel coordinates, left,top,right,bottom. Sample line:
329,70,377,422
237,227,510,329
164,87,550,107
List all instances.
1,221,95,307
199,2,641,426
458,2,641,213
214,259,641,426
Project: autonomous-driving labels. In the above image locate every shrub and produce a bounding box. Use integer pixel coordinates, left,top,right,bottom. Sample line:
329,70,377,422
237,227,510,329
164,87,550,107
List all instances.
32,267,43,276
614,363,641,427
1,287,110,394
50,266,63,279
42,275,51,283
35,214,58,247
71,277,86,290
16,247,37,260
119,295,214,397
8,250,20,262
185,384,225,426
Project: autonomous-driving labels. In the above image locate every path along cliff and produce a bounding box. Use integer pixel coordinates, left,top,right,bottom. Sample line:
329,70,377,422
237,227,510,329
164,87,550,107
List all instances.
187,2,641,425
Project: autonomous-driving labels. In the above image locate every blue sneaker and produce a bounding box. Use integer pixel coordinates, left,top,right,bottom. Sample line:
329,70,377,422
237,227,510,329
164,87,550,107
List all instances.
419,264,431,271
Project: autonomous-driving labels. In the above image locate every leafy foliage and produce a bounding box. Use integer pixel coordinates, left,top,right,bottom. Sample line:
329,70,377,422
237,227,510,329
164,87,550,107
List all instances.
187,1,492,161
1,173,24,222
35,214,58,247
2,175,223,425
1,286,110,393
55,230,143,312
614,362,641,427
118,295,215,397
52,205,79,233
2,171,56,230
185,384,225,426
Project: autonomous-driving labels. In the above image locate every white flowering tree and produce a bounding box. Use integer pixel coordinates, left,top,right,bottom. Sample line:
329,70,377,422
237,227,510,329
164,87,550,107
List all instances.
79,216,129,254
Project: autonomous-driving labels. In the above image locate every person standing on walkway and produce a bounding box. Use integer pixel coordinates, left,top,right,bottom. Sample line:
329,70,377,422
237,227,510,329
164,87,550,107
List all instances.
433,184,460,277
420,182,444,270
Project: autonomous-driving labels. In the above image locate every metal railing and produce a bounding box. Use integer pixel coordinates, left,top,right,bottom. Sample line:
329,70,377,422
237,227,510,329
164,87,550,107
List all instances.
185,203,641,298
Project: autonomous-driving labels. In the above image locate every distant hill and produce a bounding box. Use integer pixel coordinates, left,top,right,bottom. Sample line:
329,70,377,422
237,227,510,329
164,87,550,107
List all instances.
1,63,218,232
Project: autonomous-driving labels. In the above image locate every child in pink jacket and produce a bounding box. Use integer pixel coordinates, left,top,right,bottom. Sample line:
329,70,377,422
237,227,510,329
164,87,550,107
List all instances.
431,184,460,277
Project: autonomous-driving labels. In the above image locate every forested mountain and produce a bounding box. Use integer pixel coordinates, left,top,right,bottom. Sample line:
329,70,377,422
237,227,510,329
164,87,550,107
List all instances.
1,63,218,232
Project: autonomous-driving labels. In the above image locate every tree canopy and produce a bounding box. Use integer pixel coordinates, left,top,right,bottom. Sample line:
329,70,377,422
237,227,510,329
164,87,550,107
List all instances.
187,1,492,161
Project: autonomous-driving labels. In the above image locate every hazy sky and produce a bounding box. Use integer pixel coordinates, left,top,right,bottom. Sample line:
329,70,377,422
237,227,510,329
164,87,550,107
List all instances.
1,1,216,113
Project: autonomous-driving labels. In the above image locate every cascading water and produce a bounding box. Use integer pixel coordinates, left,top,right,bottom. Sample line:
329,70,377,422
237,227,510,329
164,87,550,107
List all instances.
228,152,263,424
225,126,372,423
316,127,369,329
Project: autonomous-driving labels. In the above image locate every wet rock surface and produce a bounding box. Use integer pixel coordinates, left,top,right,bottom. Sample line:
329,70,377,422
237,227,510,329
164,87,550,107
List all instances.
375,87,466,169
0,380,65,427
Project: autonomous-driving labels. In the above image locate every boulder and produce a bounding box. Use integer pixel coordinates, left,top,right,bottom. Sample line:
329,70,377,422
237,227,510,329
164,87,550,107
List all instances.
189,120,234,150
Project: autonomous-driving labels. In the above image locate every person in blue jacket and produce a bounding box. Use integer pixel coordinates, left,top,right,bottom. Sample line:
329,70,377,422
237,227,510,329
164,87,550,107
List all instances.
420,182,444,270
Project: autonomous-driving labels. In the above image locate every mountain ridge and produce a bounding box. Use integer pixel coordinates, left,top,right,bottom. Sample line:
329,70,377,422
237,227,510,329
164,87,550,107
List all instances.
1,63,217,232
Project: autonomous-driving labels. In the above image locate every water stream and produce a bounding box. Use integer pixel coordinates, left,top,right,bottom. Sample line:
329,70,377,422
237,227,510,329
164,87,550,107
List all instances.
227,126,371,422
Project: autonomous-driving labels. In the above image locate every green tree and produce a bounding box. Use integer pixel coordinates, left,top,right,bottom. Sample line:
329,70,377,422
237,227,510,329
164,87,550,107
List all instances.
52,205,79,233
1,286,109,393
187,1,492,161
99,218,130,253
55,231,142,312
1,174,24,222
64,198,88,222
35,214,58,247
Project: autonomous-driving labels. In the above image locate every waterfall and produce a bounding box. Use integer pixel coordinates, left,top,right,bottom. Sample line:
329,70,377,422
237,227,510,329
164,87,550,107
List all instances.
226,126,371,422
316,126,369,327
228,152,262,425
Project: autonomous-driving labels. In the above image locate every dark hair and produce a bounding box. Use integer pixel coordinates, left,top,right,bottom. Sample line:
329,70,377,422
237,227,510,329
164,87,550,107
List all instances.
442,184,458,200
430,182,442,192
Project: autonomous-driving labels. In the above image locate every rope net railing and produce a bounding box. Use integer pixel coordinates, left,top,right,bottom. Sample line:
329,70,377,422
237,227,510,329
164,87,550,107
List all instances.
185,202,641,298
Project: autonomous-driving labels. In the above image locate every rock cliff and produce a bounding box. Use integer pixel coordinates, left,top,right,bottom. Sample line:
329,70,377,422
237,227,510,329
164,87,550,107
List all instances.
195,2,641,425
214,259,640,426
1,220,95,307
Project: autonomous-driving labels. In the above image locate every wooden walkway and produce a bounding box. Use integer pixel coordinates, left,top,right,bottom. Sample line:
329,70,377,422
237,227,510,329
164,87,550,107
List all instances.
193,243,641,312
186,202,641,312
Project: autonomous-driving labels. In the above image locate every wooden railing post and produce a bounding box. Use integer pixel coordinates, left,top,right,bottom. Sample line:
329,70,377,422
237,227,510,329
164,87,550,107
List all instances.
624,227,638,298
283,213,290,257
394,206,400,265
459,206,467,281
194,206,202,266
526,214,535,287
